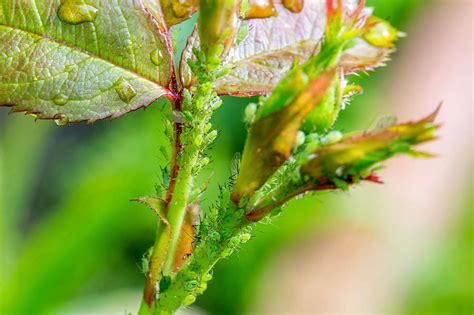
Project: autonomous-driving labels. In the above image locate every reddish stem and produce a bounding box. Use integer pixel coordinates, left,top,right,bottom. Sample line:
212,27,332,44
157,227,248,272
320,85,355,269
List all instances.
142,21,185,307
246,174,383,222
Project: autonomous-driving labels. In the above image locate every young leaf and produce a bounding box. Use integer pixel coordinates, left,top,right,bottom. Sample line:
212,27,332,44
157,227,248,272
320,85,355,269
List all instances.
0,1,173,123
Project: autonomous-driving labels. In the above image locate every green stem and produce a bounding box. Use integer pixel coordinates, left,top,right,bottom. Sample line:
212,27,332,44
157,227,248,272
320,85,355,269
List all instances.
162,141,200,273
139,83,215,314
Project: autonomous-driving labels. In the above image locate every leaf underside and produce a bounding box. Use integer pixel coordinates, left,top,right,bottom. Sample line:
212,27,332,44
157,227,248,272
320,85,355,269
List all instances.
181,0,379,96
0,0,173,123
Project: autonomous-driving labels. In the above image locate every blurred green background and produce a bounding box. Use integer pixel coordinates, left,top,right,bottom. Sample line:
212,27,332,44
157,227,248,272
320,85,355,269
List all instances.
0,1,472,314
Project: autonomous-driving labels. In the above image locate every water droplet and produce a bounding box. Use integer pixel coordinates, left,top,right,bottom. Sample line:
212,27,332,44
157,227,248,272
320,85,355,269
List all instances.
55,115,69,126
150,49,164,66
114,77,137,103
58,0,98,25
53,94,69,106
283,0,304,13
242,0,278,20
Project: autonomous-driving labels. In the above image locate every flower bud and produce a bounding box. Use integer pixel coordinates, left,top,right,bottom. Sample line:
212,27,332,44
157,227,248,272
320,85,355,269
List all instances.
301,107,440,181
199,0,240,68
231,69,335,203
363,16,399,48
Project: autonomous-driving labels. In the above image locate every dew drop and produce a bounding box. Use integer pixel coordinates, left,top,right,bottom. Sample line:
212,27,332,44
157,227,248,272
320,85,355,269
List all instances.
114,77,137,103
283,0,304,13
242,0,278,20
53,94,69,106
58,0,98,25
55,115,69,126
150,48,164,66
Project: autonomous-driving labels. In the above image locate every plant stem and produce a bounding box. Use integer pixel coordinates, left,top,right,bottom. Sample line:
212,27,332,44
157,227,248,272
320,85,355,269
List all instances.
162,139,200,273
139,82,216,313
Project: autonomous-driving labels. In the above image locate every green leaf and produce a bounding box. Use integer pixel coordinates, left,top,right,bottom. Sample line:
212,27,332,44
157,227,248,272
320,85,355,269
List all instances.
0,0,173,123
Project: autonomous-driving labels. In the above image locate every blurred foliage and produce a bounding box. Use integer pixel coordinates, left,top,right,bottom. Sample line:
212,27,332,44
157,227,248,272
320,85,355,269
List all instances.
1,1,471,315
404,177,474,315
